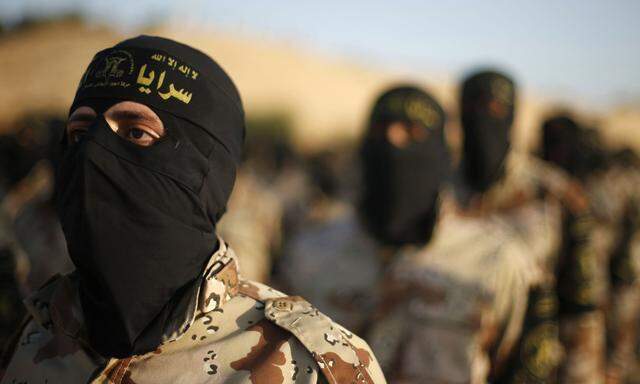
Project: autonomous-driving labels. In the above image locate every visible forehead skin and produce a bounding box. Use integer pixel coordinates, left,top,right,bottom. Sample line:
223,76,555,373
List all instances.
106,101,158,119
68,101,165,134
68,106,96,122
105,101,164,131
70,101,159,119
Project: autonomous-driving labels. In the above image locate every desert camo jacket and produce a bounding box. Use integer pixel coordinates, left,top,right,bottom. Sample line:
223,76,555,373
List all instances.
367,193,557,384
280,202,383,334
367,153,604,383
0,239,386,384
475,153,607,383
482,153,607,383
218,169,283,283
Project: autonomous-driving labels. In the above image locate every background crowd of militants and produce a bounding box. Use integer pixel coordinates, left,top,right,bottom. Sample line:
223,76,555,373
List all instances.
0,18,639,384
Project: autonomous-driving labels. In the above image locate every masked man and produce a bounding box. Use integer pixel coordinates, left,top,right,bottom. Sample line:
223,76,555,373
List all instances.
279,86,449,334
454,71,603,383
366,74,546,383
542,117,640,384
368,70,603,383
0,36,385,384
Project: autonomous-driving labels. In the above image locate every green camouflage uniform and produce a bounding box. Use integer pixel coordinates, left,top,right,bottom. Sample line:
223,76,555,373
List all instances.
0,239,386,384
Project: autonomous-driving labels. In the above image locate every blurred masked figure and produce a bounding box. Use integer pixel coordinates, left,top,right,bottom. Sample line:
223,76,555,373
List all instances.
454,71,604,384
370,70,603,383
542,116,640,384
0,117,72,349
279,86,450,335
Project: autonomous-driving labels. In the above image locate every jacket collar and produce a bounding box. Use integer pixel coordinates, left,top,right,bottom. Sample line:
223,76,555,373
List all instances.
198,238,241,313
24,236,241,347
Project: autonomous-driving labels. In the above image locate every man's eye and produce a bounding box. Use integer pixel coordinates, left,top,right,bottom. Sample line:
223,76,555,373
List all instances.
129,128,147,140
124,127,159,146
69,129,88,143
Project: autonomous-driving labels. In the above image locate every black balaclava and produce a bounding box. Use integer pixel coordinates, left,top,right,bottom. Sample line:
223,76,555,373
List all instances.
541,116,606,179
360,86,449,247
460,70,515,192
56,36,244,358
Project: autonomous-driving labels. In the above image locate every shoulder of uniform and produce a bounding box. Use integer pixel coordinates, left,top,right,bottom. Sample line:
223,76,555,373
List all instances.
542,166,590,214
236,278,288,302
226,279,385,383
506,153,558,188
261,295,386,384
516,154,589,213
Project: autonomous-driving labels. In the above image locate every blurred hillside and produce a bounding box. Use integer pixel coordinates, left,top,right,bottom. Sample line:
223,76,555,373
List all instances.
0,19,638,153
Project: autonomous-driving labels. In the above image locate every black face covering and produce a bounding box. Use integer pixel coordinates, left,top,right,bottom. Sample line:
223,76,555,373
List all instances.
56,36,244,358
541,116,606,179
460,70,515,192
360,86,449,247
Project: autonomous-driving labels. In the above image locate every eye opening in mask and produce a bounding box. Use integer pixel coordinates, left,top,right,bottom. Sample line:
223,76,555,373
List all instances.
103,101,167,147
377,120,432,149
67,101,169,148
463,92,513,122
66,105,97,146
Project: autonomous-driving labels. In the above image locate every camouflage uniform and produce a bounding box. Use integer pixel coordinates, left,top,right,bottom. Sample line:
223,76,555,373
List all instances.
0,239,386,384
218,169,284,283
279,203,383,333
367,152,603,383
486,153,605,384
367,194,544,383
280,85,449,338
0,210,27,352
0,160,71,349
6,160,73,291
586,164,640,384
0,117,72,293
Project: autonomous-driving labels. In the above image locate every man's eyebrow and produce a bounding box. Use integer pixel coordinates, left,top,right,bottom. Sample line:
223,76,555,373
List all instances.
68,113,96,123
109,110,159,123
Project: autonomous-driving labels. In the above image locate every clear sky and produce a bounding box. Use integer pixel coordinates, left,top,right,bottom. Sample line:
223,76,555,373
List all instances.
2,0,639,108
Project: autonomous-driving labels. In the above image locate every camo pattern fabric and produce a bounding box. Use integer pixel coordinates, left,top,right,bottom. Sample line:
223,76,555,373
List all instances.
587,165,640,384
366,152,603,383
366,193,546,384
490,153,606,384
0,160,69,350
0,239,386,384
279,203,383,334
218,169,283,283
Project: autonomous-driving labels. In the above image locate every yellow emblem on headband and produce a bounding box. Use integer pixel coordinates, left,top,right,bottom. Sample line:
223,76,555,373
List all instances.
490,78,514,105
405,97,440,128
79,50,134,90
